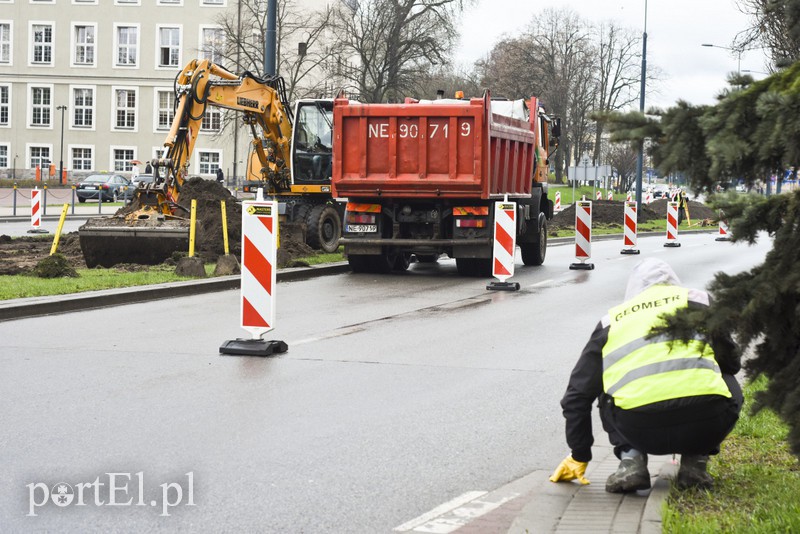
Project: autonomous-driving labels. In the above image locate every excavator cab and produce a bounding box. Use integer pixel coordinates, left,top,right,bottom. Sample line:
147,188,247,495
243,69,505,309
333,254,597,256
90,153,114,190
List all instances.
291,100,334,186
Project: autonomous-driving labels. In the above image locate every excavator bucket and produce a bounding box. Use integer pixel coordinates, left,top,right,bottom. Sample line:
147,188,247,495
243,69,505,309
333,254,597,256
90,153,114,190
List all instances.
79,216,192,268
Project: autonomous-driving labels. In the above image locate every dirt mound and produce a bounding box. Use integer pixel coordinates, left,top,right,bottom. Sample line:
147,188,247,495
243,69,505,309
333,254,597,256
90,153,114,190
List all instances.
176,178,243,261
551,200,661,232
550,198,720,233
0,233,86,275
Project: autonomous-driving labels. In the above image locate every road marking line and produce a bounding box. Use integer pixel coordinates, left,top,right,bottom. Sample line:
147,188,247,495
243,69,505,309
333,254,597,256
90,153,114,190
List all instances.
393,491,487,532
527,278,554,288
409,492,519,533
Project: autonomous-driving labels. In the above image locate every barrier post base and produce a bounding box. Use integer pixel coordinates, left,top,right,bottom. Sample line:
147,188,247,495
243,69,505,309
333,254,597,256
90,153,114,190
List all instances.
664,242,681,248
715,237,730,242
27,228,49,234
219,338,288,357
486,281,520,291
620,248,640,255
569,261,595,270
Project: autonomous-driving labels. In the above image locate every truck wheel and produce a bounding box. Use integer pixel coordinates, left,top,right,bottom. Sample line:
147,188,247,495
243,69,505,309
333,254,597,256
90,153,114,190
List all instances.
370,253,394,274
521,215,547,266
392,252,411,271
306,204,341,253
456,258,492,277
348,254,372,273
416,254,438,263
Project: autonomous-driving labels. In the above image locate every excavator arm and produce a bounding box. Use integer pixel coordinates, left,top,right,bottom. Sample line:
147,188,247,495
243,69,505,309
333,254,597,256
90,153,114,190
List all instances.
155,58,294,212
78,59,296,267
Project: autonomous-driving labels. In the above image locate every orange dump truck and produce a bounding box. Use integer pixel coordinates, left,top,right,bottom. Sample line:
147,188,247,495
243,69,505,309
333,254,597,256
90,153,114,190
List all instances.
332,93,560,276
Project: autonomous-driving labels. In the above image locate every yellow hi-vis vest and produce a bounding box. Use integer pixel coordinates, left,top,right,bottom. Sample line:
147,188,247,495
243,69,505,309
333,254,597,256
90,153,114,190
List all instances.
602,284,731,410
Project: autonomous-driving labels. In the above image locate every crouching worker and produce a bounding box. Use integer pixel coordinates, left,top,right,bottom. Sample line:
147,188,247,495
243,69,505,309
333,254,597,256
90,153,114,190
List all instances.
549,258,743,492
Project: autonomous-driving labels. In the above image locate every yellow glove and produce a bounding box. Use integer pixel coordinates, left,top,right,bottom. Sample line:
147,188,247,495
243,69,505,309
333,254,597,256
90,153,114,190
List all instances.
549,455,590,485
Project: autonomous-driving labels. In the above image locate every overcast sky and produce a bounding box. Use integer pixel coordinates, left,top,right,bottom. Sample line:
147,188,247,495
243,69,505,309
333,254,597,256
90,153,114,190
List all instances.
455,0,769,109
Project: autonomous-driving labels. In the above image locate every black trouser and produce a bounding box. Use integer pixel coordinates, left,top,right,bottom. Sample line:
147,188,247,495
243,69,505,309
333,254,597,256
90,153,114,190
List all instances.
600,374,743,459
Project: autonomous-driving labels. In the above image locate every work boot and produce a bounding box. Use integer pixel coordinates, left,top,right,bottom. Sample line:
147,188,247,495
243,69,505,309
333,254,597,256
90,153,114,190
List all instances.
605,454,651,493
677,455,714,490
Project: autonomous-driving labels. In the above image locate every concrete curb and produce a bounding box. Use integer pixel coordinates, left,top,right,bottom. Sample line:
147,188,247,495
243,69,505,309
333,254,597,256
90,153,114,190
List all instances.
0,262,351,322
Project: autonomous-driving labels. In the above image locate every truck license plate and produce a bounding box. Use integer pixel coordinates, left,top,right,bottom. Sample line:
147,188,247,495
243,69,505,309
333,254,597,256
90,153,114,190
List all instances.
346,224,377,233
85,186,96,190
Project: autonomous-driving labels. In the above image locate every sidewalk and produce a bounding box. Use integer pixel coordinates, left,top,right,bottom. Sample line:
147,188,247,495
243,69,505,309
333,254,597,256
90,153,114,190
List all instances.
393,434,677,534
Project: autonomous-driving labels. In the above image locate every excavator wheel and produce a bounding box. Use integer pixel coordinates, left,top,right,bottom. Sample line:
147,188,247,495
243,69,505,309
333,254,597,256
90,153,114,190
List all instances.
306,204,341,253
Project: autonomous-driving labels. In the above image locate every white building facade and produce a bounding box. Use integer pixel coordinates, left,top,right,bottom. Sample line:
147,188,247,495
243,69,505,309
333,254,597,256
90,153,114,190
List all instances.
0,0,236,182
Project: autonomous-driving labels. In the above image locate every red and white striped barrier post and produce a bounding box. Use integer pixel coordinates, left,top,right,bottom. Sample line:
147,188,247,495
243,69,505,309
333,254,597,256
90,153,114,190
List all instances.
715,210,730,242
570,200,594,270
626,192,632,202
27,188,49,234
554,190,561,212
596,190,602,201
664,200,681,248
487,199,520,291
219,199,288,357
645,191,653,204
621,201,640,255
607,190,613,201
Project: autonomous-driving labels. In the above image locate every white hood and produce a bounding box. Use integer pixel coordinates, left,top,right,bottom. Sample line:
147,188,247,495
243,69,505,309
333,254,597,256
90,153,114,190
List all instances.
624,258,681,300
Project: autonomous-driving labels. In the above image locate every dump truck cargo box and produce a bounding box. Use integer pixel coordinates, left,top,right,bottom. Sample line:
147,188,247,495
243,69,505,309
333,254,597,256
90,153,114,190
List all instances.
332,94,541,200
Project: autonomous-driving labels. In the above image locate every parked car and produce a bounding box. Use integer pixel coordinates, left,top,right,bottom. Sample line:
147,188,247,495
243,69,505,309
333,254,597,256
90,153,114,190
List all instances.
76,174,131,203
651,184,671,199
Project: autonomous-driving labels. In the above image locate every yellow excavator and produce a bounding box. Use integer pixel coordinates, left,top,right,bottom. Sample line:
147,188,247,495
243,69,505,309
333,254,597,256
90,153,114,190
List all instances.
78,59,341,267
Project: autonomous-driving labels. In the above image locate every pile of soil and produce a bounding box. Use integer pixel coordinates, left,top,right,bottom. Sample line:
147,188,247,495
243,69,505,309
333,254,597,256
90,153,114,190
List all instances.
0,233,82,275
550,198,718,234
0,178,313,275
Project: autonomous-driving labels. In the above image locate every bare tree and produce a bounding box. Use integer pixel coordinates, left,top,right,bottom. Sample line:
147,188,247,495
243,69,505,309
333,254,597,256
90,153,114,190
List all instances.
328,0,474,102
735,0,800,66
605,142,639,193
216,0,335,101
592,23,642,163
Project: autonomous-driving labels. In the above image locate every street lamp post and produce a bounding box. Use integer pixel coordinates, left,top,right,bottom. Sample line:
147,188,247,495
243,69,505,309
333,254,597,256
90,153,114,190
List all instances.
56,104,67,184
635,0,648,212
701,43,742,76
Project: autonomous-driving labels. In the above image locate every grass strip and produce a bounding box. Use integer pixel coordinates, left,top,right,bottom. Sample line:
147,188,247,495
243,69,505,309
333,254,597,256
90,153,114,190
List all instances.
662,376,800,533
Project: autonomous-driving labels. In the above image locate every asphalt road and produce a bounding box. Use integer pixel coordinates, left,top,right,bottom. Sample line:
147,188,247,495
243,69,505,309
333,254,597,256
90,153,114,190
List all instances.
0,232,772,532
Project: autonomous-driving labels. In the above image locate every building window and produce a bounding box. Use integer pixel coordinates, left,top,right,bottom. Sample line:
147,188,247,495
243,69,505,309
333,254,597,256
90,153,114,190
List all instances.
201,27,224,63
0,144,8,168
73,24,95,66
71,147,93,170
201,108,221,132
115,0,141,4
156,89,175,130
202,0,225,5
0,22,11,65
158,26,180,67
158,0,183,5
198,151,221,174
31,23,54,65
112,148,135,172
114,88,136,130
0,85,9,127
29,145,51,169
30,86,52,127
72,87,94,128
73,0,99,4
115,25,138,67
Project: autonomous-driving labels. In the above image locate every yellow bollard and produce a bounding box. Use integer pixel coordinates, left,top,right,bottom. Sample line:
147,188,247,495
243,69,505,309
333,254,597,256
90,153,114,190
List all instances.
49,204,70,255
220,201,229,255
189,199,197,257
